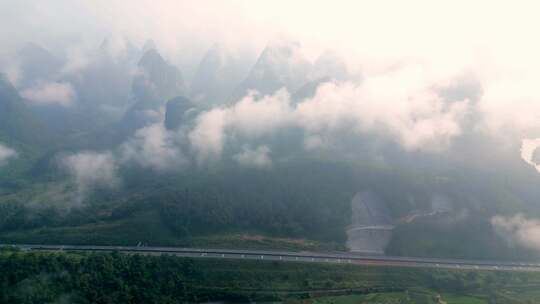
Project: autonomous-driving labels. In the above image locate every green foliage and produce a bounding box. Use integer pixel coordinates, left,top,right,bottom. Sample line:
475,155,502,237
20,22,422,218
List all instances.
2,250,540,303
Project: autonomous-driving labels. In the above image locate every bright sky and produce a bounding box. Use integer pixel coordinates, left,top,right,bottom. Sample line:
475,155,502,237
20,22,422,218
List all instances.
1,0,540,139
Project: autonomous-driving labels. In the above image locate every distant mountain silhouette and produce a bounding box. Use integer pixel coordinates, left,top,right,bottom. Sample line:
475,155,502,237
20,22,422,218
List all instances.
230,39,312,102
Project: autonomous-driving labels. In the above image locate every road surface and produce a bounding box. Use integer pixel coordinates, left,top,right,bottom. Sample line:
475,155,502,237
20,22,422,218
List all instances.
2,244,540,272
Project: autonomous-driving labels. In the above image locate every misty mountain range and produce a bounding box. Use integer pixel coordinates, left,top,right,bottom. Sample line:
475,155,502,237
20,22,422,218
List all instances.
1,38,540,261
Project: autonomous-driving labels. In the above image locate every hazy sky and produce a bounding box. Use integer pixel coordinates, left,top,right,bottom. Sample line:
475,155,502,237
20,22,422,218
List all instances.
3,1,540,85
2,1,540,149
3,1,540,66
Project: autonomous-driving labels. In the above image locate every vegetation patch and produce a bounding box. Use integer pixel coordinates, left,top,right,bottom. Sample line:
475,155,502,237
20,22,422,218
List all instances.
2,248,540,303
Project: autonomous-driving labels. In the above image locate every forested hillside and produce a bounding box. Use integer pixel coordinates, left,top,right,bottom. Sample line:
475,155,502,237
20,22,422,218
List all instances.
1,8,540,261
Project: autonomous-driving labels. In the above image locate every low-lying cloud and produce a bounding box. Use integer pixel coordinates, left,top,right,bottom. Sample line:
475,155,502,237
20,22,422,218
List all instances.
233,145,272,169
0,143,17,166
295,74,470,152
21,81,76,106
189,68,472,161
61,121,188,204
62,151,118,204
189,107,228,162
521,138,540,173
189,89,293,162
492,214,540,252
120,123,186,170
